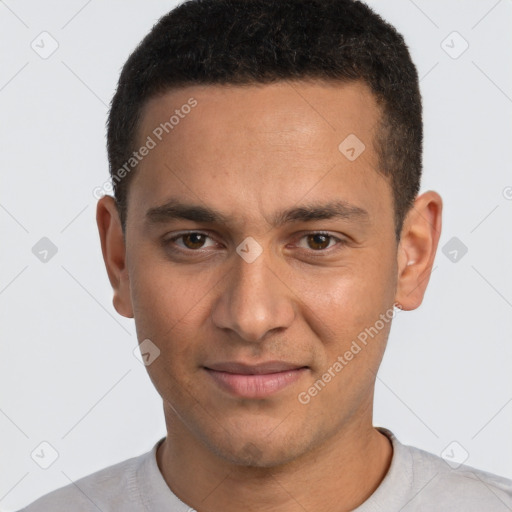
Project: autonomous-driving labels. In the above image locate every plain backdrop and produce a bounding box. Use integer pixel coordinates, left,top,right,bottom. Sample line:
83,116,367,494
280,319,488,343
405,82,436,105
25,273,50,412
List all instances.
1,0,511,510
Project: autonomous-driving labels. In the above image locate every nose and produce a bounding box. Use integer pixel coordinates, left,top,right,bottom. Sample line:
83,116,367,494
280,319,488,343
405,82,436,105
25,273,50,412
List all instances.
211,245,296,344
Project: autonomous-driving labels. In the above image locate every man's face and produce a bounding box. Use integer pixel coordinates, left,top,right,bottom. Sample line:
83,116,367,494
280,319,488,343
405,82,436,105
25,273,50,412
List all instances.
122,80,400,466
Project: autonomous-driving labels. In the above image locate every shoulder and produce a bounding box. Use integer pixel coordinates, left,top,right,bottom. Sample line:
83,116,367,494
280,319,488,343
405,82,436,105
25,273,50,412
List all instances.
17,449,147,512
406,441,512,510
373,428,512,511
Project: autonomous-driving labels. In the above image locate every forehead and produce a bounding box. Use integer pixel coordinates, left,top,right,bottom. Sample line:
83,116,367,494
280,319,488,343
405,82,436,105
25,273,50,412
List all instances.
129,80,392,233
138,79,380,149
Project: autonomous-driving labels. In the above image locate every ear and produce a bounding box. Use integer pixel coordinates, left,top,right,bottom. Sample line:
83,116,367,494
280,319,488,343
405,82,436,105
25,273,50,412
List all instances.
395,190,443,311
96,196,134,318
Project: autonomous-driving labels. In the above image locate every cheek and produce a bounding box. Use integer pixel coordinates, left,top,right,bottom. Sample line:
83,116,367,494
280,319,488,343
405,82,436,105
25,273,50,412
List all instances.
128,251,233,388
293,267,396,416
289,250,397,388
128,250,216,337
296,258,395,337
128,259,211,397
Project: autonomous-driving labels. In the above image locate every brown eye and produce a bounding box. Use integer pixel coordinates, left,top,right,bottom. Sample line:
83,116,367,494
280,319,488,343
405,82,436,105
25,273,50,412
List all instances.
165,231,217,252
181,233,208,249
306,233,332,250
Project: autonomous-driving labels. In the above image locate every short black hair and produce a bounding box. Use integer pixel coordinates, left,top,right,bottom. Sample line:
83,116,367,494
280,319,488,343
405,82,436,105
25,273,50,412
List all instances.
106,0,422,240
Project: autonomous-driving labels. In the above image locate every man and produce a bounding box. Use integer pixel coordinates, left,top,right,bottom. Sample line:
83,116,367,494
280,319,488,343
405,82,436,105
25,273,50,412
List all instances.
20,0,512,510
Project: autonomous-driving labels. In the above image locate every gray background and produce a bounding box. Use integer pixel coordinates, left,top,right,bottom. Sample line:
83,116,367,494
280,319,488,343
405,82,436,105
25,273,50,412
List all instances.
1,0,511,510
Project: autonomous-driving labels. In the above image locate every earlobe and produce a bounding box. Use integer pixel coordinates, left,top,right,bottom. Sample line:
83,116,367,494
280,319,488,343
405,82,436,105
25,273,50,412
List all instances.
96,196,134,318
395,191,443,311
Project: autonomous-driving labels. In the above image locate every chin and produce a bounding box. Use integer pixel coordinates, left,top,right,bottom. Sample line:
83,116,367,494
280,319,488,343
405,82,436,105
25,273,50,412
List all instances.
221,444,299,468
205,429,310,469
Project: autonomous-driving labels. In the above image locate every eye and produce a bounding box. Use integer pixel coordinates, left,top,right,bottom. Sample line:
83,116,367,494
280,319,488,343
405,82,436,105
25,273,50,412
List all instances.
165,231,217,251
163,230,346,255
296,232,345,251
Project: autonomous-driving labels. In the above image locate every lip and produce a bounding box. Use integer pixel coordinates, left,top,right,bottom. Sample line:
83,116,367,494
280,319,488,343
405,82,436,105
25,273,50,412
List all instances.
204,361,309,398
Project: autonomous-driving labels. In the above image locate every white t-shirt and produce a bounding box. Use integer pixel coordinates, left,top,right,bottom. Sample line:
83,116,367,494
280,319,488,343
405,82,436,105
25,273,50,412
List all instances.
18,427,512,511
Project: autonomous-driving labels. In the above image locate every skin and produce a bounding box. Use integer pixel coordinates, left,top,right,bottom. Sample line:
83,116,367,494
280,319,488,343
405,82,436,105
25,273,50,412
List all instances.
97,79,442,512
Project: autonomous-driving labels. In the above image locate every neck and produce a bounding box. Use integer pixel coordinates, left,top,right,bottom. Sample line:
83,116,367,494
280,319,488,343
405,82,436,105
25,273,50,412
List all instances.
156,409,393,512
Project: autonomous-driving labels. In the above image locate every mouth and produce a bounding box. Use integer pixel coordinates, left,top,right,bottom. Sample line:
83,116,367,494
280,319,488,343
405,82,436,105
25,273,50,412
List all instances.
203,361,309,398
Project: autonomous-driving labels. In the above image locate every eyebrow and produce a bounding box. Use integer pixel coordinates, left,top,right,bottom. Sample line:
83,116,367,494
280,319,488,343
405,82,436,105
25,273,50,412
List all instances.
145,198,370,227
